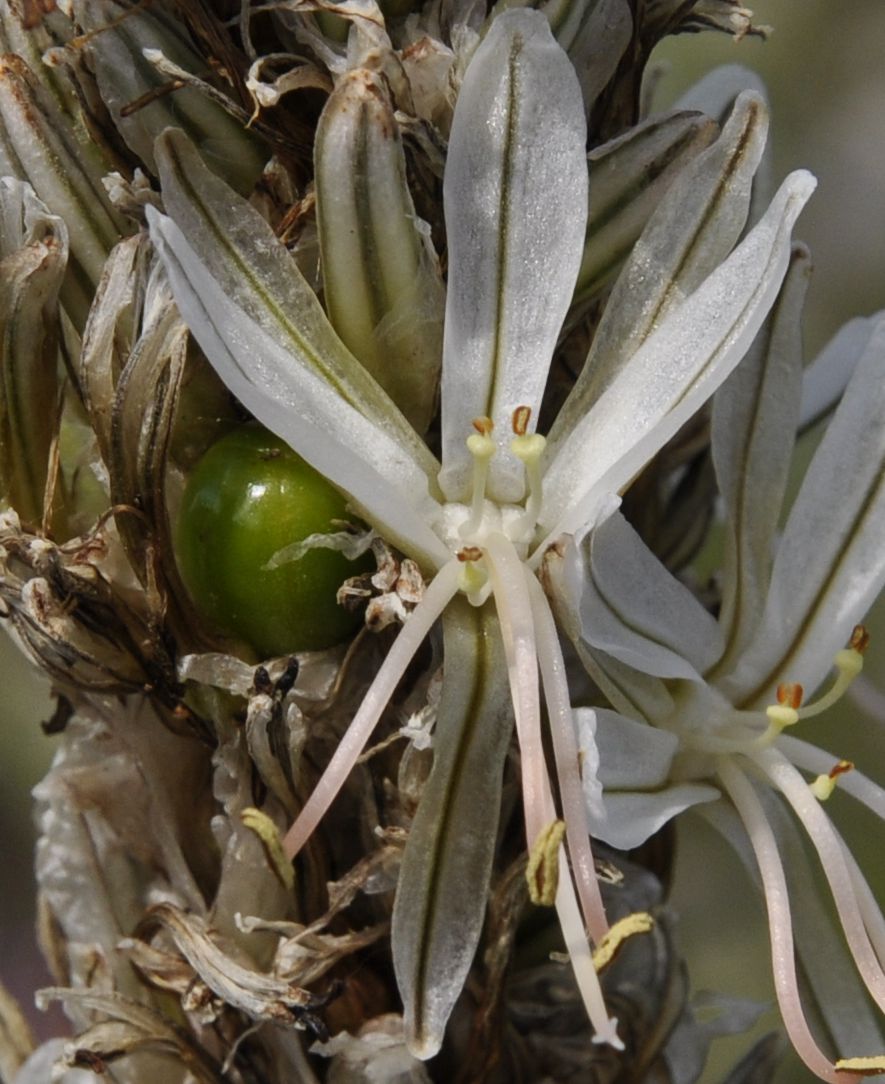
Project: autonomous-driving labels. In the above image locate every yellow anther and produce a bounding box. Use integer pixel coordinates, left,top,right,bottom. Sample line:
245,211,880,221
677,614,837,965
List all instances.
835,1055,885,1075
526,820,566,907
592,912,655,972
240,807,294,889
810,759,854,801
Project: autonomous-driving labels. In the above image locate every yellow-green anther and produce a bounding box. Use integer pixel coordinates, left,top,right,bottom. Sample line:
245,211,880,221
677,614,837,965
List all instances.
0,179,65,527
315,68,444,435
0,53,126,329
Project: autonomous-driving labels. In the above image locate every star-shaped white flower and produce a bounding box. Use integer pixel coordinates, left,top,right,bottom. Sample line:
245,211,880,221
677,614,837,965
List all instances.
148,9,813,1059
549,251,885,1081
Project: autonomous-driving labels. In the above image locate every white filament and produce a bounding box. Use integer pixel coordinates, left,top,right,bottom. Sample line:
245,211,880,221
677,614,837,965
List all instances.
528,573,609,945
282,560,461,861
717,758,858,1083
752,747,885,1014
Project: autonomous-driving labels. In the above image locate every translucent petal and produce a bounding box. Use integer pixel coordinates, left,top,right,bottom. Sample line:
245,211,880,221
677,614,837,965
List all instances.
577,709,718,850
574,109,718,308
710,245,810,678
438,9,587,502
702,786,885,1066
540,169,816,541
722,314,885,707
675,64,769,119
580,707,678,789
392,600,512,1059
674,65,774,226
800,313,885,430
579,512,722,678
542,535,675,722
549,90,768,453
593,788,720,851
540,0,632,114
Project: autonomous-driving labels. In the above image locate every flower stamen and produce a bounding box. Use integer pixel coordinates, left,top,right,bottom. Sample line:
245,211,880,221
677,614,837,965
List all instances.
527,819,566,906
798,627,867,720
592,912,655,972
752,630,869,750
835,1055,885,1075
510,405,547,538
456,546,491,605
460,416,495,538
810,758,855,801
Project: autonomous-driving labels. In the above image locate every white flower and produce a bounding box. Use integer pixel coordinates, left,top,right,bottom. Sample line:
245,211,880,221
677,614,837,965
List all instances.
549,250,885,1080
148,9,813,1059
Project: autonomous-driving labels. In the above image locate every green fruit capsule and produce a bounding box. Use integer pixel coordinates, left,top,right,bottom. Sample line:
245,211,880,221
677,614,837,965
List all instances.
176,424,371,657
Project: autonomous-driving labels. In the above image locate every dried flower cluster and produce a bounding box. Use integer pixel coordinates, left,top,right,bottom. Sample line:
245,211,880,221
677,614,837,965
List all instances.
0,1,883,1082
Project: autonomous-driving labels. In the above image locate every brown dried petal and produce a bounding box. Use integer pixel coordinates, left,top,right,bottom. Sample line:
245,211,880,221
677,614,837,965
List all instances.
136,904,325,1031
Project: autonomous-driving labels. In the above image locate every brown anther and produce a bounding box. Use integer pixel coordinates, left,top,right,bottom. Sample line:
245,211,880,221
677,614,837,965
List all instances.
829,759,854,780
457,546,483,563
512,405,531,437
850,625,870,654
472,416,494,436
776,682,803,709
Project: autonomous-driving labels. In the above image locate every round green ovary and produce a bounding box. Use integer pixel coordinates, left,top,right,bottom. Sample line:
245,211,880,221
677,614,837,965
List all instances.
176,425,370,657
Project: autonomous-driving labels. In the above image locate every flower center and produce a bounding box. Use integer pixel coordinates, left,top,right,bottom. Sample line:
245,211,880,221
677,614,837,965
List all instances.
675,625,868,797
441,406,548,605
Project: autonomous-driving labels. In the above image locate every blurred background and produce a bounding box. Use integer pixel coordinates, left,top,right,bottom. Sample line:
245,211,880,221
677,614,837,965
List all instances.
2,0,885,1078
